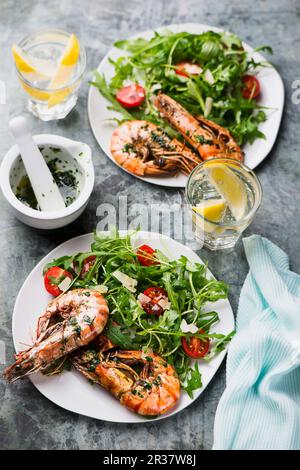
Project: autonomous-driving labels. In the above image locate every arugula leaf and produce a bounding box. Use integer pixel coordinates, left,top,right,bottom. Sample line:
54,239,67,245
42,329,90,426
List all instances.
43,255,74,274
204,331,235,360
162,272,179,312
106,323,142,349
183,362,202,398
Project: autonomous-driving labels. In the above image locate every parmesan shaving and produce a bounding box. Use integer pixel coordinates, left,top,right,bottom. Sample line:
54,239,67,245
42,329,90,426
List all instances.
57,276,72,293
180,319,198,334
203,69,215,85
112,270,138,293
157,298,171,310
93,284,108,294
137,293,151,303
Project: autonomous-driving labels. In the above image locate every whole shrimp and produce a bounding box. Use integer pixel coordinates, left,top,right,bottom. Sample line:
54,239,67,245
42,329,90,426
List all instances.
4,289,109,382
154,93,244,161
72,347,180,416
110,120,201,176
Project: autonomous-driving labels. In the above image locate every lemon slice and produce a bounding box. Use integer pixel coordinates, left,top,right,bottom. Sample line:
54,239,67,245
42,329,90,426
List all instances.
193,199,226,221
20,82,50,101
47,34,80,107
204,162,247,221
12,44,54,82
49,33,80,88
192,199,226,233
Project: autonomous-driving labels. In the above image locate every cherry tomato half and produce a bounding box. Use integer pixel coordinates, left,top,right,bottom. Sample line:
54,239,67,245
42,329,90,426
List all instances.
141,286,168,316
242,75,260,99
80,255,97,277
116,84,146,108
44,266,73,297
137,244,157,266
181,330,210,358
175,61,202,78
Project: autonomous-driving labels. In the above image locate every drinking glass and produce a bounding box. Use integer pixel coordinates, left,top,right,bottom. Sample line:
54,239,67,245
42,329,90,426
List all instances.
14,29,86,121
186,158,262,250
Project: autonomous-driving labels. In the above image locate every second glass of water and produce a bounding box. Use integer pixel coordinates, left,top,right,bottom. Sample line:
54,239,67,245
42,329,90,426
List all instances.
186,158,262,250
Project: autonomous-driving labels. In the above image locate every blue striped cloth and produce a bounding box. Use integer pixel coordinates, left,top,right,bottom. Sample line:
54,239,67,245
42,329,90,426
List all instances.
213,235,300,450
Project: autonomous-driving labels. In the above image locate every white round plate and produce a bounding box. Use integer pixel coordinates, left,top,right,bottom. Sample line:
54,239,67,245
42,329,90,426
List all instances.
88,23,284,188
12,231,234,423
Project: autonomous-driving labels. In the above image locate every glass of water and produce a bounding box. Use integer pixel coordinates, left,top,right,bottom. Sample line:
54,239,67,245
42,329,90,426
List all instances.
186,158,262,250
14,29,86,121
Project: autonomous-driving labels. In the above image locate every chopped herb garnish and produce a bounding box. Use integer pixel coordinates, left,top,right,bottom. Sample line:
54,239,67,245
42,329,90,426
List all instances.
68,317,78,326
122,143,134,153
49,147,62,153
194,135,213,145
74,325,81,335
83,315,94,326
153,376,162,387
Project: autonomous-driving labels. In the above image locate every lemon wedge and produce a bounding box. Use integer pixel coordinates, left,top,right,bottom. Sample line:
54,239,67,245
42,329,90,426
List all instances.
20,82,50,101
204,162,247,221
47,34,80,107
49,34,80,88
12,44,54,82
192,199,226,233
193,199,226,221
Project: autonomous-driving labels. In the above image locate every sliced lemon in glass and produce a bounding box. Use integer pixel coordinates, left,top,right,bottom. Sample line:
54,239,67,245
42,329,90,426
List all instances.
193,199,226,221
20,82,50,101
47,34,80,107
192,198,226,233
12,44,54,82
204,162,247,221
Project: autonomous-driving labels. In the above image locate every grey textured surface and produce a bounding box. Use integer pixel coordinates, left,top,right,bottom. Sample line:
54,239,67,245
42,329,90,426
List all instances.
0,0,299,450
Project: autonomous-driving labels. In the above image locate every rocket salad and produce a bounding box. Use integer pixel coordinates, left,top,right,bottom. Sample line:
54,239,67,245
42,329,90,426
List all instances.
90,29,272,146
43,230,234,398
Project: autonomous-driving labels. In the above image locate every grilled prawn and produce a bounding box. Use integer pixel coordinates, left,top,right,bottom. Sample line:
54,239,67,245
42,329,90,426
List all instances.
110,120,201,176
154,93,244,161
4,289,109,382
72,348,180,416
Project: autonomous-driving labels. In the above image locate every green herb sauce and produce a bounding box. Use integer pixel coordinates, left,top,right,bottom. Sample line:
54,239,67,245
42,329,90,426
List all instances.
15,147,79,210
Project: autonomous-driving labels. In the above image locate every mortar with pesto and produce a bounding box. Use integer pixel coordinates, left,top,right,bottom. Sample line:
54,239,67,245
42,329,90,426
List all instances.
10,145,83,210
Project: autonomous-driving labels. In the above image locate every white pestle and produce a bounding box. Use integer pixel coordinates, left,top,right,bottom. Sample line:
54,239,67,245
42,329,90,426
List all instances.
9,116,66,212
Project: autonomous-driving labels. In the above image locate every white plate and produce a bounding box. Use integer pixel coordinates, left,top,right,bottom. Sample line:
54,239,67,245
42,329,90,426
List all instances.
88,23,284,188
12,231,234,423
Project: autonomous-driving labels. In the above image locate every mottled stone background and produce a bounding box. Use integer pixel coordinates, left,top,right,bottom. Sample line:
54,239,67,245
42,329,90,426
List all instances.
0,0,299,450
